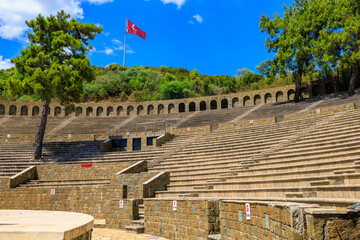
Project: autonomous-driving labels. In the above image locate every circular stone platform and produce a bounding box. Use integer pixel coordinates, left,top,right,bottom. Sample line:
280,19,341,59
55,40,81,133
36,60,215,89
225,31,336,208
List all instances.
0,210,94,240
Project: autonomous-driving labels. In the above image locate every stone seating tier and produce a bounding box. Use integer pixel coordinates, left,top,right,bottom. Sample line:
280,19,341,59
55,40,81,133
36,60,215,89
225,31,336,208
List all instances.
150,109,360,201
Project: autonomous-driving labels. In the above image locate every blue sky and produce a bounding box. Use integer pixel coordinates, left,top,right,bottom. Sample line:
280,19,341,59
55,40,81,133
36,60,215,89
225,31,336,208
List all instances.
0,0,292,76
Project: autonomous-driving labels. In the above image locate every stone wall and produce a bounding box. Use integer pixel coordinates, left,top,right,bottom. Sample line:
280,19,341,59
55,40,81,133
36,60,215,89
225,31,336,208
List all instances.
0,133,107,143
218,117,276,130
0,184,126,229
0,85,300,117
0,162,165,230
113,172,158,199
220,200,360,240
284,103,356,121
144,198,220,240
36,162,130,181
220,200,307,240
168,125,212,135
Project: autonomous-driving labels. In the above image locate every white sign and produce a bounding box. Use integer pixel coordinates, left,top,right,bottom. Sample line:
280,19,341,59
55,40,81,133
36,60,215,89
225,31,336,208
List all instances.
316,109,321,114
173,200,177,211
6,134,10,138
245,203,251,220
68,134,72,138
51,189,55,195
119,200,124,209
250,120,254,124
187,127,191,132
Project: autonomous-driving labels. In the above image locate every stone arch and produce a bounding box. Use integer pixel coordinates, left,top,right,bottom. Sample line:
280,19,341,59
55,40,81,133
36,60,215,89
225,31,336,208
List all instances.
221,99,228,109
147,105,155,115
158,104,164,114
107,107,113,116
179,103,185,113
312,85,320,97
210,100,217,110
232,97,240,108
96,107,103,116
76,107,83,116
54,107,61,117
200,101,207,111
117,106,123,116
243,96,250,107
9,105,17,115
325,82,334,94
254,95,262,105
288,89,295,101
65,107,72,117
137,105,144,115
127,106,134,115
32,106,39,116
276,91,284,102
264,93,272,104
21,106,28,116
86,107,93,116
189,102,196,112
168,104,175,114
0,105,5,115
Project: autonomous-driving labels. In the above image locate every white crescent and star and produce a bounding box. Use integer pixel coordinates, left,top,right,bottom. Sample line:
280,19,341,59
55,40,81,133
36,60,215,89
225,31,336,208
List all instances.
132,24,137,32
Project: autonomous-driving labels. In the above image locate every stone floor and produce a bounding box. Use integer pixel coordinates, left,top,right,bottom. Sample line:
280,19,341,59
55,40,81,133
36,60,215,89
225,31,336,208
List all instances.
92,228,170,240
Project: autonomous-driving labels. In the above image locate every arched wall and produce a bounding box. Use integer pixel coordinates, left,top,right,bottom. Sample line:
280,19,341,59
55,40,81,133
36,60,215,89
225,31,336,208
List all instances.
0,84,323,117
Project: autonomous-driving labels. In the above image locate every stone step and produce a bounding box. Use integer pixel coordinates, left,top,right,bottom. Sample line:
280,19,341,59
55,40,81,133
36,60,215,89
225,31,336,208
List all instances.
310,180,331,186
93,219,106,228
208,234,222,240
193,185,214,190
334,169,356,175
125,225,145,234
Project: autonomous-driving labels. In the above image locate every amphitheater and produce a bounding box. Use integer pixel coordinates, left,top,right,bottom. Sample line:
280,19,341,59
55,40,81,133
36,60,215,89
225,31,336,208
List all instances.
1,81,360,240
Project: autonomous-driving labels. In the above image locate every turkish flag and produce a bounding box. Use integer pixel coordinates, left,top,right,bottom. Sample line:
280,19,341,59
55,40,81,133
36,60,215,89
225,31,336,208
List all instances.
127,19,146,40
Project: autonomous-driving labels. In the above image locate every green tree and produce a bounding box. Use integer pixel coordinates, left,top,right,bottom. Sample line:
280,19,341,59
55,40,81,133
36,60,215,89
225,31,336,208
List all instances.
160,81,189,99
9,11,102,159
314,0,360,95
259,0,321,102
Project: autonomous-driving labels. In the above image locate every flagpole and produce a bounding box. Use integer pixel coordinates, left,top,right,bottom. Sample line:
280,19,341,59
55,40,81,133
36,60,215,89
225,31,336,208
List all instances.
123,18,127,67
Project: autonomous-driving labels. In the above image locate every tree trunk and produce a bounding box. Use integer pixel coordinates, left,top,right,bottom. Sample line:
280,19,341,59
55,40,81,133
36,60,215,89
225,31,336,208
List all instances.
294,67,303,103
34,101,49,160
348,60,359,96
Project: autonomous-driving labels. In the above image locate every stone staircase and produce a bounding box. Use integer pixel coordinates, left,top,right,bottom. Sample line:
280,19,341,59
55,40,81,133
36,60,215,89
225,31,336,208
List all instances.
125,200,145,234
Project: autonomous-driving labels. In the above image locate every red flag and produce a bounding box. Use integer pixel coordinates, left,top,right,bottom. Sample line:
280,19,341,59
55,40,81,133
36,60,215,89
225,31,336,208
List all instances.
127,19,146,40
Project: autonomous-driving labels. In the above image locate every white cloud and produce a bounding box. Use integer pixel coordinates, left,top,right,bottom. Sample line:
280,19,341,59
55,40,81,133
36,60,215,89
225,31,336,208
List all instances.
96,39,135,55
161,0,186,9
188,20,194,24
0,0,111,40
193,14,203,23
0,56,14,70
104,48,114,55
87,0,113,4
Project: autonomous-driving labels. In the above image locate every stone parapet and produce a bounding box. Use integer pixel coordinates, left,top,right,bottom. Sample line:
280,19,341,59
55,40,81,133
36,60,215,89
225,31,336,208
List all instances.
0,133,107,143
144,198,220,240
143,172,170,198
220,200,360,240
284,103,356,121
9,166,37,188
36,162,131,181
218,117,276,130
168,125,212,135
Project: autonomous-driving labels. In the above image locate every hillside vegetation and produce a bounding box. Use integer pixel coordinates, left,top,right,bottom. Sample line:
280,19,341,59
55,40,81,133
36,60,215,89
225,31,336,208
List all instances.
1,64,313,102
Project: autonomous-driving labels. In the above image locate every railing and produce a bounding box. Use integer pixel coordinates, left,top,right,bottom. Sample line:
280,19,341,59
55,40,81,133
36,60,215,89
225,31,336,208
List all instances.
109,119,180,137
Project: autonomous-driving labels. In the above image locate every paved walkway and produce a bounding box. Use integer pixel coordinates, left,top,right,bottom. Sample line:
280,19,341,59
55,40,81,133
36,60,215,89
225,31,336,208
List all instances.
92,228,169,240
